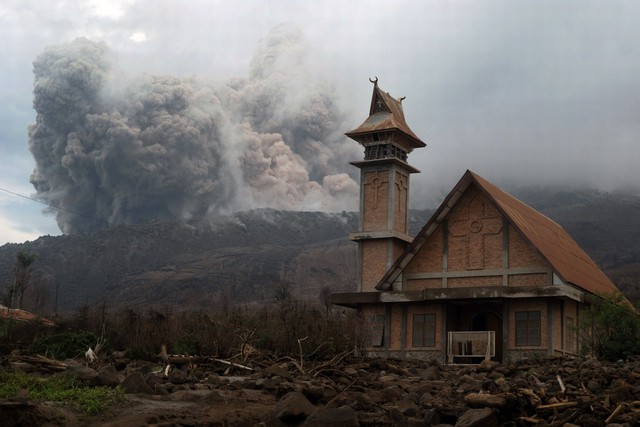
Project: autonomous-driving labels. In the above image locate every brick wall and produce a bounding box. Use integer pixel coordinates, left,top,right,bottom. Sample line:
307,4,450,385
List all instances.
508,273,549,287
400,184,556,293
393,171,408,233
508,225,547,268
405,223,443,273
406,278,442,291
390,303,403,351
356,178,587,363
392,240,406,262
550,300,562,352
363,171,390,232
448,276,502,288
361,240,390,291
447,187,504,271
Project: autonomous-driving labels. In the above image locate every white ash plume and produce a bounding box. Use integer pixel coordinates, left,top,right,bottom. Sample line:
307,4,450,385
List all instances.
28,26,359,234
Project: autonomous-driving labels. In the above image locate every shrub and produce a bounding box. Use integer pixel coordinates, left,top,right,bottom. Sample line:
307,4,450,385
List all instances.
30,331,98,359
0,370,123,414
578,292,640,361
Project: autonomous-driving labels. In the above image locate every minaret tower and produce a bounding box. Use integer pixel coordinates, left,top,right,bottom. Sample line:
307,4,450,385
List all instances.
347,78,426,292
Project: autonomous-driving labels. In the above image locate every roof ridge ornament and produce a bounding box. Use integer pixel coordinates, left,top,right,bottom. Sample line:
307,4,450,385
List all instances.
369,76,378,85
398,96,406,103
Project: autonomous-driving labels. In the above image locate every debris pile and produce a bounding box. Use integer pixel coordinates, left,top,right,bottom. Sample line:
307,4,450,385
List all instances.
2,352,640,426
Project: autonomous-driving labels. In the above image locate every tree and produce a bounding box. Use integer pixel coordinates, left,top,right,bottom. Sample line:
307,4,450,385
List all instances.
577,292,640,361
319,286,332,318
8,252,36,309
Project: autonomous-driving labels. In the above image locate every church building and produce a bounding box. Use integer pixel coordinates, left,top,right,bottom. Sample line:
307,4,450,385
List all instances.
331,79,624,363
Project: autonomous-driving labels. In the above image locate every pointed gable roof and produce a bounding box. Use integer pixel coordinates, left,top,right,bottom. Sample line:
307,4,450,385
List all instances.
346,79,426,148
377,170,622,298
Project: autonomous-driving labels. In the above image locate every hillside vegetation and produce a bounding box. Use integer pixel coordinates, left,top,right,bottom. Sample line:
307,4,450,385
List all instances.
1,188,639,314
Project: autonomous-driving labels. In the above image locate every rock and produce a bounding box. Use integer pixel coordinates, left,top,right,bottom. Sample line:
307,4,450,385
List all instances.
380,385,402,403
262,377,280,391
144,373,164,389
152,384,169,395
121,372,153,394
303,405,359,427
168,367,189,384
464,392,513,408
241,378,259,390
264,364,292,380
478,360,500,372
455,407,497,427
206,374,221,385
459,374,477,384
587,380,601,392
423,408,440,424
64,364,99,385
303,384,325,403
424,365,443,381
113,359,127,371
97,365,120,387
395,398,419,416
378,373,400,385
406,391,420,404
273,391,315,422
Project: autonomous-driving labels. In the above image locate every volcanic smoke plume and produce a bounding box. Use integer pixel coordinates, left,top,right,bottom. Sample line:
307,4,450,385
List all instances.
28,26,359,234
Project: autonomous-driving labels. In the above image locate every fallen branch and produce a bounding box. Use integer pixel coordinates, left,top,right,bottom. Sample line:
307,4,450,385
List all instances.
308,349,352,377
605,404,624,424
549,409,578,427
167,355,201,365
517,417,543,424
297,336,308,373
556,375,566,394
537,401,578,411
10,354,68,372
212,358,253,372
324,379,356,409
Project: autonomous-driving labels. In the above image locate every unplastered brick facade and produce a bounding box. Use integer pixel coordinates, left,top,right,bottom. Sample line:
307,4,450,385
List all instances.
403,186,552,292
332,80,623,364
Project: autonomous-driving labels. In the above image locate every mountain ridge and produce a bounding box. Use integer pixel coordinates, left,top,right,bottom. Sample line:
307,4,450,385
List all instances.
1,189,639,313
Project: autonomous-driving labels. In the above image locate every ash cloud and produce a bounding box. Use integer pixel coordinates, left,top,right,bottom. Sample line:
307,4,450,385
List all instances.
28,26,359,234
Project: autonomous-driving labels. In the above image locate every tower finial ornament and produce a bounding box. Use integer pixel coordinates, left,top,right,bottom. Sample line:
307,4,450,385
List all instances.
369,76,378,85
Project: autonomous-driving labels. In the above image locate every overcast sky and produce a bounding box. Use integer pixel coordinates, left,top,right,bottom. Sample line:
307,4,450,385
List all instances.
1,0,639,245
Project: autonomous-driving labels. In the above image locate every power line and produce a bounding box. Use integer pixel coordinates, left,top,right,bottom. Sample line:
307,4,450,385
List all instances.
0,186,109,225
0,186,189,247
0,187,217,249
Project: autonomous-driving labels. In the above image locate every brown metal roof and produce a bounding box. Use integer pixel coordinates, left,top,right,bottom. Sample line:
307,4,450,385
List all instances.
346,80,426,148
377,170,622,298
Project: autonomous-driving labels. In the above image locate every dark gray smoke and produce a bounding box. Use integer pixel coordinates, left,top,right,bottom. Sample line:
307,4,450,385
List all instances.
28,26,359,234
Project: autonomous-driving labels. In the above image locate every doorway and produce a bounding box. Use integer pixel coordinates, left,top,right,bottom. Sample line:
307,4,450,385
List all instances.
471,311,503,362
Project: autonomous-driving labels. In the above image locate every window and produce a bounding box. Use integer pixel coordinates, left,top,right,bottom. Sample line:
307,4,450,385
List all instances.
566,317,575,353
412,314,436,347
515,311,541,346
370,314,385,347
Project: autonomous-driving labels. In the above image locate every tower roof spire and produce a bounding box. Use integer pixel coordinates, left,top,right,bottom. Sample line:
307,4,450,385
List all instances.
346,78,425,149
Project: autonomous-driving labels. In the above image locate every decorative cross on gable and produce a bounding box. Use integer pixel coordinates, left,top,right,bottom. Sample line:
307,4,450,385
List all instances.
449,197,503,269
